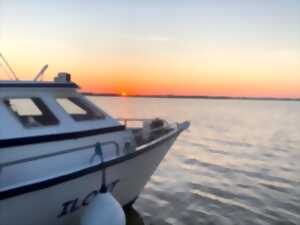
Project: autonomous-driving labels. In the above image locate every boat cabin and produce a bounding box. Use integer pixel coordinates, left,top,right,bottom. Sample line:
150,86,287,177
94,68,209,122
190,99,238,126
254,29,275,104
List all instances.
0,74,120,140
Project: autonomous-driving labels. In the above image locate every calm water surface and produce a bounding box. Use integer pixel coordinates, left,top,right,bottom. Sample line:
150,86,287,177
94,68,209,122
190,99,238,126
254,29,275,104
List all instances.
90,97,300,225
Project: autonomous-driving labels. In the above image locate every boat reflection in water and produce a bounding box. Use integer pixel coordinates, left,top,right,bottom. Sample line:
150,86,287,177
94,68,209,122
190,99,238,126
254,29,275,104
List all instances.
125,206,145,225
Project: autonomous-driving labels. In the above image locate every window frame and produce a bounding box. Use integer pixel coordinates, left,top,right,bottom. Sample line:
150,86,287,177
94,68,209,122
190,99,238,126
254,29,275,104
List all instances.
55,97,105,122
3,97,60,129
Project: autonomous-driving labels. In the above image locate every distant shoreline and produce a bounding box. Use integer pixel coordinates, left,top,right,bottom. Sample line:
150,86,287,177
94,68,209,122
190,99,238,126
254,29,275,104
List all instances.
82,92,300,102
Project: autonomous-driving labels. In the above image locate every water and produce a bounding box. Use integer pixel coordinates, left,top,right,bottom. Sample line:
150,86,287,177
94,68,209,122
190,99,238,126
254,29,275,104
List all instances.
90,97,300,225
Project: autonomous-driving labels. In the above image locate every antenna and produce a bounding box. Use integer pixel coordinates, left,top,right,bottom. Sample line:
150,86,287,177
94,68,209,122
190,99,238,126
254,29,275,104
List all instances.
0,62,13,80
33,64,48,81
0,53,19,80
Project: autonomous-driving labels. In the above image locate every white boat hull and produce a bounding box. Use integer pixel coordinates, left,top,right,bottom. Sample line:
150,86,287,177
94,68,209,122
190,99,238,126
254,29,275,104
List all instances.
0,130,180,225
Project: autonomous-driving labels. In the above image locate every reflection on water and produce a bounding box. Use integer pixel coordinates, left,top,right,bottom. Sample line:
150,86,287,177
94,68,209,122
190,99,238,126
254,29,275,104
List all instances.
90,97,300,225
125,206,145,225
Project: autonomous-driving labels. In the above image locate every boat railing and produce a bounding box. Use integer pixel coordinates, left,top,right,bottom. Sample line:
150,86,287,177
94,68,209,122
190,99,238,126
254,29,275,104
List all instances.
0,140,120,170
118,118,171,128
117,118,150,127
118,118,174,146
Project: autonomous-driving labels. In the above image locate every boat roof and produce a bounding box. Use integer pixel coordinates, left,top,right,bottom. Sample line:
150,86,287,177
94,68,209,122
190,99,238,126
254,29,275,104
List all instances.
0,80,79,88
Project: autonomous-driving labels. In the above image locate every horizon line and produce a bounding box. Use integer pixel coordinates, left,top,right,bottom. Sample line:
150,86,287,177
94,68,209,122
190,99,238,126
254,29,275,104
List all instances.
82,92,300,101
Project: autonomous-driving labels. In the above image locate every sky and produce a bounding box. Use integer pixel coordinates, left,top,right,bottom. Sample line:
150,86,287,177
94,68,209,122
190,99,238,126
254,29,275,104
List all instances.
0,0,299,97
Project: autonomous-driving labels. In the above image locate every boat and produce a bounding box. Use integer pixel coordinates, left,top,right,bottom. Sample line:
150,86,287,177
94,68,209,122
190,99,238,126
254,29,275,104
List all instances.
0,70,190,224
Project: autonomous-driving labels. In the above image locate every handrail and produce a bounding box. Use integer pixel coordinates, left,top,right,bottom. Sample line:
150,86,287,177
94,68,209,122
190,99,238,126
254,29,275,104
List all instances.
117,118,169,128
0,140,120,169
117,118,151,127
132,124,173,136
117,118,151,122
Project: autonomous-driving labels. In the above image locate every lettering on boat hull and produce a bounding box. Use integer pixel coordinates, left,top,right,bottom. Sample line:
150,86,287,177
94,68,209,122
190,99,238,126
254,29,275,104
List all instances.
57,179,120,218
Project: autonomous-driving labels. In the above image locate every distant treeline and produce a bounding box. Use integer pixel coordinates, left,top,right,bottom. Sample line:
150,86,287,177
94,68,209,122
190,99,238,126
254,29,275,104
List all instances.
82,92,300,102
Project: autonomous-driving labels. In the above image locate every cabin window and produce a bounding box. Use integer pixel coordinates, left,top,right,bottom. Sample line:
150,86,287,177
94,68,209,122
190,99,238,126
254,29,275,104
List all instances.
56,97,104,121
4,98,59,128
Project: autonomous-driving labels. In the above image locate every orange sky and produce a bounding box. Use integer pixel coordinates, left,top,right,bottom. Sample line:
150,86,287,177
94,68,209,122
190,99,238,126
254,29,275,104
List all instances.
0,1,300,98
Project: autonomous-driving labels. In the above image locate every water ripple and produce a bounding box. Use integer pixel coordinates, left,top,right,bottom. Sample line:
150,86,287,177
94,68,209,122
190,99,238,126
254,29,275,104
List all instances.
92,97,300,225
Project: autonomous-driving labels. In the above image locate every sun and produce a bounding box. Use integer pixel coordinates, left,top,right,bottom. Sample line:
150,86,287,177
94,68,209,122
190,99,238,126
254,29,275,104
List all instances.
121,91,127,97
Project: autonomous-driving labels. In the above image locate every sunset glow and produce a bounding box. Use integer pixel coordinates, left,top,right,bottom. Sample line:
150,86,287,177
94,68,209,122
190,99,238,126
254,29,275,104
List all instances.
0,1,299,98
